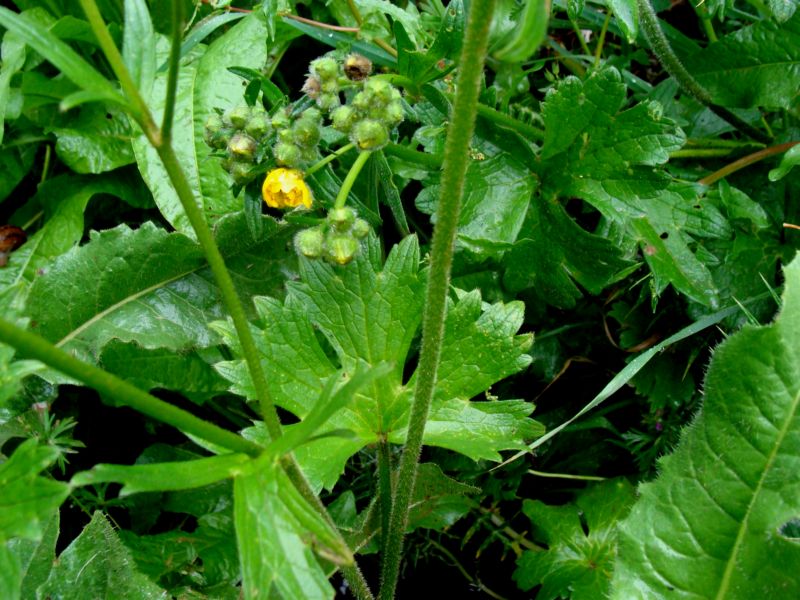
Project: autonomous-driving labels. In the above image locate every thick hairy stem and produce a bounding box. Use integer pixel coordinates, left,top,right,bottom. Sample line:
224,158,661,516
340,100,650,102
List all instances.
637,0,771,144
0,319,262,456
376,0,497,597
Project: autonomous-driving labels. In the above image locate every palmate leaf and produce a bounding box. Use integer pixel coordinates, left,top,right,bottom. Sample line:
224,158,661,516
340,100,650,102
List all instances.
215,235,542,490
610,256,800,598
538,67,735,308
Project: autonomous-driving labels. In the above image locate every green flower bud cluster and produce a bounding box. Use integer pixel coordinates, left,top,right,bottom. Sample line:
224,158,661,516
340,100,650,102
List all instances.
294,206,370,265
273,107,323,169
331,78,404,151
204,105,272,185
303,56,342,112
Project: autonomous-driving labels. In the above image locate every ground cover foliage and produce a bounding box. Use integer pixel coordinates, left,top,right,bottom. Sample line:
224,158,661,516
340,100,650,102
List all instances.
1,0,799,598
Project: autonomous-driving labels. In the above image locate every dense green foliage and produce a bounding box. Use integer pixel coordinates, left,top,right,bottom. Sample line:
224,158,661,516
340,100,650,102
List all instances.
1,0,799,598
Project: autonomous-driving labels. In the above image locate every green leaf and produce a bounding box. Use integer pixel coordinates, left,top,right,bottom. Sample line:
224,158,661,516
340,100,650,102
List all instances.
132,14,269,235
24,213,294,367
769,142,800,182
50,103,135,174
234,458,348,600
122,0,156,99
683,13,800,109
71,453,252,496
611,256,800,598
767,0,797,21
396,0,463,84
0,26,26,146
493,0,551,62
0,8,124,109
539,68,729,307
0,145,36,205
5,511,59,599
0,439,70,544
407,463,479,532
607,0,638,42
216,235,541,491
503,195,634,308
39,512,165,599
514,478,635,598
416,152,537,256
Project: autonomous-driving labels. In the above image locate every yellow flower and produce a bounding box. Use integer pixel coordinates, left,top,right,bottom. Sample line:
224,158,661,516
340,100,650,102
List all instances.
262,168,313,209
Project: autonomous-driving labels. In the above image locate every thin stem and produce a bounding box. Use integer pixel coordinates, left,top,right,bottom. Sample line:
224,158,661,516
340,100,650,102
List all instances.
637,0,771,144
474,102,544,142
334,150,372,209
377,0,497,597
78,0,157,138
377,438,393,554
154,143,283,440
161,0,184,143
571,20,592,57
694,3,718,42
0,318,262,456
305,142,355,176
697,141,799,186
383,143,443,169
593,11,611,67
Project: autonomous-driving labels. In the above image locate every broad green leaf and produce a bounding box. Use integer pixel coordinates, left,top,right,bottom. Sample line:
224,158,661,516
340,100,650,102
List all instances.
51,103,135,174
493,0,551,62
216,235,541,491
132,14,268,235
234,458,348,600
416,152,536,256
99,341,229,399
39,512,165,599
767,0,797,21
122,0,156,99
607,0,637,42
611,256,800,598
0,543,21,600
539,68,729,307
683,13,800,109
407,463,479,531
72,453,252,495
0,288,41,411
6,511,59,600
514,478,635,598
503,194,634,309
0,8,123,109
24,213,294,367
0,439,70,544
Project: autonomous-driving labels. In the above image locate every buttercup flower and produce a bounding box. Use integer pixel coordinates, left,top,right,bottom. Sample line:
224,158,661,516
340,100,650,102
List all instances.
262,168,313,209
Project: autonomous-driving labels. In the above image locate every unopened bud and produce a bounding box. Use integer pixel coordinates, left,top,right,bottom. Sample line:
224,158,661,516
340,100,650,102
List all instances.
331,106,355,132
344,53,372,81
228,133,257,160
302,75,322,99
295,227,324,258
326,234,359,265
352,120,388,150
245,112,271,139
274,142,302,167
328,206,356,231
351,218,370,239
227,106,251,129
310,56,339,81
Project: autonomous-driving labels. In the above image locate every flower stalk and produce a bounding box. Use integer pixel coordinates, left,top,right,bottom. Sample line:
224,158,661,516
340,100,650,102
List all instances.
377,0,498,597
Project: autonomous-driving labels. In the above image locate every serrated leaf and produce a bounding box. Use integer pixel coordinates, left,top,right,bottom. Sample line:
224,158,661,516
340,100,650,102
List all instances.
514,478,635,598
6,511,59,599
503,195,633,308
24,213,294,367
611,256,800,598
0,439,70,544
407,463,479,531
216,235,541,491
39,512,165,599
539,68,730,307
683,13,800,109
234,459,347,600
132,14,269,235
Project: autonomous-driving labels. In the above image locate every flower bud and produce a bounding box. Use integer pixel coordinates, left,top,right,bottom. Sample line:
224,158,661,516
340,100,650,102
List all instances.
352,91,371,112
317,92,341,112
227,133,257,160
293,120,320,148
351,218,370,239
344,53,372,81
384,101,404,127
331,106,355,132
227,105,251,129
326,234,359,265
271,110,291,131
302,75,322,99
245,112,271,139
365,79,394,104
328,206,356,231
310,56,339,81
229,160,254,185
295,227,324,258
352,120,388,150
274,142,302,167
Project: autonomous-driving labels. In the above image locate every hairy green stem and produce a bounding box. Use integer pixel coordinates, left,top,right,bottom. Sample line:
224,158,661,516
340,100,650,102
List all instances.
335,150,372,209
474,102,544,141
377,0,497,597
637,0,771,144
0,319,262,456
377,438,393,555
